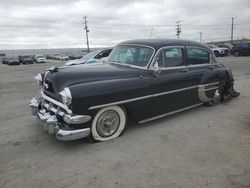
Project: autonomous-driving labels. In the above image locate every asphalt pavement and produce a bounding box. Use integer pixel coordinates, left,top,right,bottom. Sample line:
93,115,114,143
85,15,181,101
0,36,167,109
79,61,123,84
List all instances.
0,57,249,188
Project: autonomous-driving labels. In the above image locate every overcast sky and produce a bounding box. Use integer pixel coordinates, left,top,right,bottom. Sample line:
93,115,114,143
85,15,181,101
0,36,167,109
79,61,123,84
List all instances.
0,0,249,49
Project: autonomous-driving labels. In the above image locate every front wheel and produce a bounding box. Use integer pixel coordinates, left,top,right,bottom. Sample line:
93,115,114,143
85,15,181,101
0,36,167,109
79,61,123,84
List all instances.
90,106,126,142
214,51,219,57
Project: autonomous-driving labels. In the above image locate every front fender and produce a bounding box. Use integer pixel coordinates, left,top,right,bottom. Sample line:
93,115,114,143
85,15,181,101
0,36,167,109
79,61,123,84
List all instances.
69,76,151,115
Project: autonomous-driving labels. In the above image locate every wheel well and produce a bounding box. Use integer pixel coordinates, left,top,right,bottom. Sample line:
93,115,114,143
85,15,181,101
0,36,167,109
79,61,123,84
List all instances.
119,104,129,118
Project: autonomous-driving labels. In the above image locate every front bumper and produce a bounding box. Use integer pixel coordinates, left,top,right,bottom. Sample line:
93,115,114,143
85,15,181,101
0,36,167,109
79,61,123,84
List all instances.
30,92,91,141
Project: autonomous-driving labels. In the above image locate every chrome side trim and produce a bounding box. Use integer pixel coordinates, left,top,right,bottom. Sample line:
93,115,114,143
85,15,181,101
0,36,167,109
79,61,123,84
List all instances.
139,103,203,124
88,82,218,110
152,85,198,97
199,86,218,92
41,90,72,114
204,82,219,87
89,95,151,110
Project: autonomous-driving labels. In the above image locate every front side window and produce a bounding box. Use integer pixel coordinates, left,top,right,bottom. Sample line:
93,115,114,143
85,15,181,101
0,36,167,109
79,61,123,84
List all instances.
108,45,154,67
187,48,210,65
154,48,184,68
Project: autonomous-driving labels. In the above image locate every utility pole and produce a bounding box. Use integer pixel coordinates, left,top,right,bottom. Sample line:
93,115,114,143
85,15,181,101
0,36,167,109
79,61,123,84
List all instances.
231,17,234,45
176,21,181,39
199,32,203,43
83,16,90,53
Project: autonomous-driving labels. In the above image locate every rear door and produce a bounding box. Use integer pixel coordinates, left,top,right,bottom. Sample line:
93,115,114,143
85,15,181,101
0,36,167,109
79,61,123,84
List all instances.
185,46,219,102
149,46,200,117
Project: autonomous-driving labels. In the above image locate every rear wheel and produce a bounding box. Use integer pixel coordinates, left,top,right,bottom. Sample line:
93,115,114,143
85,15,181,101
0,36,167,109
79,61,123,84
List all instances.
234,51,240,57
208,89,222,105
206,81,223,106
90,106,126,142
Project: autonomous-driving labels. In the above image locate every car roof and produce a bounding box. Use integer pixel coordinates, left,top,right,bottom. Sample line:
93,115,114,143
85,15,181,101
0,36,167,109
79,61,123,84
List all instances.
118,39,211,52
94,48,113,53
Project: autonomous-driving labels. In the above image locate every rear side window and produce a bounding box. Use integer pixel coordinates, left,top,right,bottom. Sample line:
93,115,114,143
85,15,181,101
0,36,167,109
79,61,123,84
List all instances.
187,48,210,65
155,48,184,68
239,43,249,48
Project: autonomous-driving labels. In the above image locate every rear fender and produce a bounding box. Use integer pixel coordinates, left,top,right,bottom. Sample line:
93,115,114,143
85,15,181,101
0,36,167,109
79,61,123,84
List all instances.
198,67,233,102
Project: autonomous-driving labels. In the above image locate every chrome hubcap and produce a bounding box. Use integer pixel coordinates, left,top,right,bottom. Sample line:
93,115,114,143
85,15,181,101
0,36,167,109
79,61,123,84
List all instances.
96,110,120,137
212,89,221,103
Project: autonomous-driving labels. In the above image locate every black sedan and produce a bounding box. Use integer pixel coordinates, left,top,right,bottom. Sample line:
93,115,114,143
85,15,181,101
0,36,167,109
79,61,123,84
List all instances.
2,57,20,65
231,42,250,56
30,39,239,142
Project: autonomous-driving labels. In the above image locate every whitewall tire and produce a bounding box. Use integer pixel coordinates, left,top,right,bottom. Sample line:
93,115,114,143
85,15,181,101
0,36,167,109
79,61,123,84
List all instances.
91,106,126,142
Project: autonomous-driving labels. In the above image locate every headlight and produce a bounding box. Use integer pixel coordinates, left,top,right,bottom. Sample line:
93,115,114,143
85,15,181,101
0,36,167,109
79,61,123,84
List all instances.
34,74,43,86
59,87,72,106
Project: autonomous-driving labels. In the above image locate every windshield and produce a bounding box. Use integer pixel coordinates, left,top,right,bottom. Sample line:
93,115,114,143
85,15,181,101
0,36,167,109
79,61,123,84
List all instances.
81,50,100,61
36,56,44,58
107,45,154,67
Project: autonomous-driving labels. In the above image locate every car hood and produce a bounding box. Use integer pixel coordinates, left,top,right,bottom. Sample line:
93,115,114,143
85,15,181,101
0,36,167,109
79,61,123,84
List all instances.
43,63,142,98
218,47,228,50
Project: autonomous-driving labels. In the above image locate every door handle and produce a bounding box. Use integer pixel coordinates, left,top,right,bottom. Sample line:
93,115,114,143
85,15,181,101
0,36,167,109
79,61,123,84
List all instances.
181,68,189,72
208,65,215,70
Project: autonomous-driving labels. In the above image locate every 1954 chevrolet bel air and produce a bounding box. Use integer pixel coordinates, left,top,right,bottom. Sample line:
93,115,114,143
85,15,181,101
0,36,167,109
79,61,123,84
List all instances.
30,39,239,142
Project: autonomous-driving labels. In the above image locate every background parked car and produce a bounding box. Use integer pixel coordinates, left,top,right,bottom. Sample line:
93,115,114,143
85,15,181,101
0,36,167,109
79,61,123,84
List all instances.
65,48,113,66
58,55,69,61
217,44,233,50
231,42,250,56
19,55,34,64
2,57,9,64
68,54,84,60
35,55,46,63
6,57,20,65
208,44,229,57
0,53,6,64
